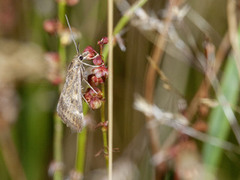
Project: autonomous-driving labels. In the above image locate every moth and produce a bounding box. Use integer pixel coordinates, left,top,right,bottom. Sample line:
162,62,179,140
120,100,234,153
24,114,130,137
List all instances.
57,15,98,133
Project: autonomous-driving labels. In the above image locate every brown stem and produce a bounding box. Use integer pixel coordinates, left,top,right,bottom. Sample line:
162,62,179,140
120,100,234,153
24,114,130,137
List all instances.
0,120,26,180
185,32,230,121
144,0,180,179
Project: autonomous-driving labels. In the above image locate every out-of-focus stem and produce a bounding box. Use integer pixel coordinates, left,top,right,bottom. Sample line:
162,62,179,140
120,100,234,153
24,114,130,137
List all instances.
0,120,26,180
53,115,63,180
53,1,66,180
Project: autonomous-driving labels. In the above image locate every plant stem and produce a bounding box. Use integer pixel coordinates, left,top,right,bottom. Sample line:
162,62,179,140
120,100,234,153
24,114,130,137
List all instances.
58,1,66,26
202,55,240,173
75,103,88,173
100,86,109,167
107,0,114,178
53,1,66,180
53,115,63,180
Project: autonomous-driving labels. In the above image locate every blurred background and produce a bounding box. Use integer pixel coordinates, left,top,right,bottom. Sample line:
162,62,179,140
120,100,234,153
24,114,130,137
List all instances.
0,0,240,179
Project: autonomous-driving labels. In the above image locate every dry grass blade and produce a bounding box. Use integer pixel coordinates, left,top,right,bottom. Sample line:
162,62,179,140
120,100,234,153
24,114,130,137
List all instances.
134,95,240,155
205,65,240,145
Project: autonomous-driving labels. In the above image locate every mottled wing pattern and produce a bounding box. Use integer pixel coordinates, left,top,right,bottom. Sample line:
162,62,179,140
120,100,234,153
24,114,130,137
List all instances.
57,57,84,132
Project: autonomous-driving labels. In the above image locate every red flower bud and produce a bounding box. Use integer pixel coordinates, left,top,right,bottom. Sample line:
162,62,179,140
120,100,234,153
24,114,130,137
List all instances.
43,19,59,34
45,52,60,62
92,66,108,79
98,37,108,45
93,55,103,65
83,46,98,59
90,97,102,109
66,0,79,6
84,88,104,109
88,74,104,86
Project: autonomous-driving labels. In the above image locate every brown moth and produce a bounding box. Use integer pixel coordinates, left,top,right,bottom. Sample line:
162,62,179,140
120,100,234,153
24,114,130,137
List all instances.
57,15,97,132
57,55,85,132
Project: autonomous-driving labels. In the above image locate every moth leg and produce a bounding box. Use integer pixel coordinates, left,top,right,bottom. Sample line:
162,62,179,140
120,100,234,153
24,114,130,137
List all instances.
82,94,91,107
83,78,98,94
87,54,99,60
80,61,102,67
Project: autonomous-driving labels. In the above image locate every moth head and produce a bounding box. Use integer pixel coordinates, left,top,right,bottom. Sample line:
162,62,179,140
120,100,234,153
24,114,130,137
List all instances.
78,55,84,61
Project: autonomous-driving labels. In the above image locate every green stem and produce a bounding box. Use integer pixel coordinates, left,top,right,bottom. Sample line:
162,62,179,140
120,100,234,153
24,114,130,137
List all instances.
58,1,66,25
202,56,240,174
101,85,109,167
53,115,63,180
75,103,88,173
53,1,66,180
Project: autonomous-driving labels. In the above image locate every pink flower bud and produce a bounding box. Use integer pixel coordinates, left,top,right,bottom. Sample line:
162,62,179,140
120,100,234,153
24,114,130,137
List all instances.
93,55,103,65
83,46,98,59
45,52,62,85
88,74,104,86
84,88,104,109
45,52,60,62
98,37,108,45
90,97,102,109
66,0,79,6
92,66,108,79
43,19,59,34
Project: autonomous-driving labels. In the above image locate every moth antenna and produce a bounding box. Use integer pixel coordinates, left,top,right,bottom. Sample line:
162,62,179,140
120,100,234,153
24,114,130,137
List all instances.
65,14,80,54
77,42,80,55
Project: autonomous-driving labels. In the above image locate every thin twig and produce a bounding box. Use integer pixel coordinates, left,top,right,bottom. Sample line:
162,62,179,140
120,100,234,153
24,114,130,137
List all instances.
144,0,176,104
185,32,230,121
143,1,180,179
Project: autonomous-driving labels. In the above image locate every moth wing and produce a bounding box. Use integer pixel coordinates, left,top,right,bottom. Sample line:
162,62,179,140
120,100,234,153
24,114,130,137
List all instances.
57,60,84,132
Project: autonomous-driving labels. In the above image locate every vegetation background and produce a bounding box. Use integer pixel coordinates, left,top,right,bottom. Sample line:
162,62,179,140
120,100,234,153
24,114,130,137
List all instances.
0,0,240,179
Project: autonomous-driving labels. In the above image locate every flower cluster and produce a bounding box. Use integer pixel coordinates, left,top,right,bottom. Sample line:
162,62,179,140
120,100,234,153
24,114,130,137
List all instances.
82,40,108,109
43,13,108,110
